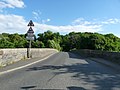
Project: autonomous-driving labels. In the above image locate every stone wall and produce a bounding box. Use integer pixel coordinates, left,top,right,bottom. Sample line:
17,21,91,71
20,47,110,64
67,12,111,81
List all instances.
0,48,58,67
31,48,58,58
72,49,120,64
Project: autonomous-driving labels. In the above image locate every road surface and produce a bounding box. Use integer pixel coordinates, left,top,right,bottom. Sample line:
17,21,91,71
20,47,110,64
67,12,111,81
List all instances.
0,52,120,90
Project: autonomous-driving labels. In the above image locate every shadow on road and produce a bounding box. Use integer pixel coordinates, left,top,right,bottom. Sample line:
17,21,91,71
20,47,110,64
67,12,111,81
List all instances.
20,85,86,90
21,85,36,90
67,86,86,90
26,52,120,90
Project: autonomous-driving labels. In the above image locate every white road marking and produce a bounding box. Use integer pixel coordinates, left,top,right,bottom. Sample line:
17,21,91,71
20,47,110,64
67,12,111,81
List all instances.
0,53,56,75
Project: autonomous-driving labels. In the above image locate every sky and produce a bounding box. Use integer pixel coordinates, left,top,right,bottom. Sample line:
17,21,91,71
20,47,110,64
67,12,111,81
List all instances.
0,0,120,37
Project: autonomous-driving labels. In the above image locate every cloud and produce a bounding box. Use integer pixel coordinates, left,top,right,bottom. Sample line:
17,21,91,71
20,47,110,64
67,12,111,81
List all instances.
0,14,102,34
73,18,120,25
33,12,39,17
72,18,92,25
101,18,120,24
0,14,28,34
32,11,41,20
34,23,102,34
47,19,50,22
42,19,51,24
0,14,120,35
0,1,13,9
32,10,50,24
0,0,25,11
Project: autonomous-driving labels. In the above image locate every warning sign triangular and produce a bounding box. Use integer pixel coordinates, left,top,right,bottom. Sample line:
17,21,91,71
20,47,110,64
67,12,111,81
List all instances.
27,20,34,26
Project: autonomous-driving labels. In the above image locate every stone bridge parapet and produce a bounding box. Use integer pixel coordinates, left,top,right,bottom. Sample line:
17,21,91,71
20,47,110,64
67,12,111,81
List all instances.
72,49,120,64
0,48,58,67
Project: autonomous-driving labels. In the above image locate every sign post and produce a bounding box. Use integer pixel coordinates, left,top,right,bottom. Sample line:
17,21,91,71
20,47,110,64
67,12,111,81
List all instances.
26,20,34,58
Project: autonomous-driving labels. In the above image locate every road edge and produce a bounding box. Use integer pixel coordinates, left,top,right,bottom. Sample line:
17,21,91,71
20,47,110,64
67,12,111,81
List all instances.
90,58,120,71
0,53,56,75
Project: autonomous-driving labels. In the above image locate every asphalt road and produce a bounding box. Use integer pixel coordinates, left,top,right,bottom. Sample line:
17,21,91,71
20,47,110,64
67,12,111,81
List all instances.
0,52,120,90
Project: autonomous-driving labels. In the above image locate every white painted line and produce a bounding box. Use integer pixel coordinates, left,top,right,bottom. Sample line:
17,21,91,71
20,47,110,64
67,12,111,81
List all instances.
0,53,56,75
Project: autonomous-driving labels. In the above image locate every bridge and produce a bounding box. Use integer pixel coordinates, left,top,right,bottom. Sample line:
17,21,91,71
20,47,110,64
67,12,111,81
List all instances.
0,49,120,90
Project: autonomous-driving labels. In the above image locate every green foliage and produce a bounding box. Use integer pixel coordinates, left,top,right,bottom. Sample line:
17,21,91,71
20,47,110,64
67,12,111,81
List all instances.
8,33,27,48
0,39,14,48
37,30,62,51
0,30,120,52
59,32,120,52
89,33,106,50
32,41,45,48
60,35,71,51
104,33,120,51
47,40,61,51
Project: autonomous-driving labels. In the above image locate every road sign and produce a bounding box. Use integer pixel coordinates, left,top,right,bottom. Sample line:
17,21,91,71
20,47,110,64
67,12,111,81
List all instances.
26,36,34,40
26,20,35,58
27,20,34,26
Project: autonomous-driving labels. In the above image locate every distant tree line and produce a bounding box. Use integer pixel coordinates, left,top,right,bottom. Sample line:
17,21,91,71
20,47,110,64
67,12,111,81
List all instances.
0,30,120,52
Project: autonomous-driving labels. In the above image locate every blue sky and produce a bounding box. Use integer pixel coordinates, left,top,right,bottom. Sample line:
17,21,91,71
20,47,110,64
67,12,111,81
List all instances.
0,0,120,37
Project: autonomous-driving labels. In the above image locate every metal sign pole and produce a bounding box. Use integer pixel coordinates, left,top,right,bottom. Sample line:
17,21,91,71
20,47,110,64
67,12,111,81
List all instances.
29,40,31,58
27,40,31,58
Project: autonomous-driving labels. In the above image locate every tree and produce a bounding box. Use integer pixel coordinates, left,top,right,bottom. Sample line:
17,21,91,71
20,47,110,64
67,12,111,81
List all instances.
32,41,45,48
0,39,14,48
61,35,71,51
37,30,62,50
47,40,61,51
8,33,27,48
104,34,120,51
1,31,120,52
